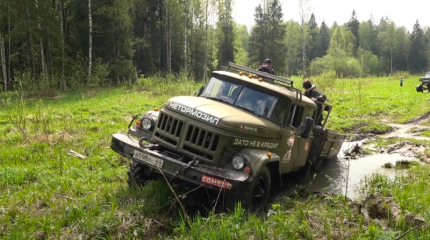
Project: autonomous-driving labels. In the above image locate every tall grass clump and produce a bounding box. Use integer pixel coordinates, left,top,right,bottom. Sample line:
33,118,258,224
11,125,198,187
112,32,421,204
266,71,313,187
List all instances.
135,68,200,98
0,84,178,239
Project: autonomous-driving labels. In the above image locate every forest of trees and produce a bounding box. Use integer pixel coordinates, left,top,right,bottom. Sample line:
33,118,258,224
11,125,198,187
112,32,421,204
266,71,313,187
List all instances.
1,0,430,92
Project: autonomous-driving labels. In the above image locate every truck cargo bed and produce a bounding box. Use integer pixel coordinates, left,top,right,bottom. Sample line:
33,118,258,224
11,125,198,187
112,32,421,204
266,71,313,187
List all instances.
320,129,346,158
312,127,346,160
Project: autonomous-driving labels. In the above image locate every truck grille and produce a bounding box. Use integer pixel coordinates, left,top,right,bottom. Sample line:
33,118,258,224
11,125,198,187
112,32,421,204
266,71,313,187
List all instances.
154,112,220,161
183,124,219,160
155,112,184,146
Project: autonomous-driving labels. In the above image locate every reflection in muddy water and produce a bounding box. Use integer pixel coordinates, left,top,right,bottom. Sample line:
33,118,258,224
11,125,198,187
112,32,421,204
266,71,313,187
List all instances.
304,140,418,200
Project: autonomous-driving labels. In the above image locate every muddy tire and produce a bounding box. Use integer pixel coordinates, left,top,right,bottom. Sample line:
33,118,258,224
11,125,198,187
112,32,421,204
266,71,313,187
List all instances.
127,161,156,188
297,160,312,182
242,166,271,211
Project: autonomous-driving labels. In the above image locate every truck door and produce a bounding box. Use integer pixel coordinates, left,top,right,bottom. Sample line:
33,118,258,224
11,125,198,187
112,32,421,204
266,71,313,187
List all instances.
286,104,314,169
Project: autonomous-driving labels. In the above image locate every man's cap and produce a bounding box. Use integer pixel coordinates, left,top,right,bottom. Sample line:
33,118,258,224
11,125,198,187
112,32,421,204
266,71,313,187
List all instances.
263,58,271,63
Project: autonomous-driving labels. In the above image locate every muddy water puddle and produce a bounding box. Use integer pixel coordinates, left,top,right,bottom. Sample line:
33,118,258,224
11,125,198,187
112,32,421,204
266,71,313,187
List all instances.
275,123,428,201
305,143,418,200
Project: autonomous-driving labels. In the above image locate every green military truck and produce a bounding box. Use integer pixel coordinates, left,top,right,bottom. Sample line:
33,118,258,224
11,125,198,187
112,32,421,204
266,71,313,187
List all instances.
111,62,346,210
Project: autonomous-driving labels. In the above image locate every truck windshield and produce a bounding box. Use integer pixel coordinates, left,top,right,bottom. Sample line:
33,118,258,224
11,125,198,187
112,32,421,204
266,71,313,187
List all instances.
200,77,288,123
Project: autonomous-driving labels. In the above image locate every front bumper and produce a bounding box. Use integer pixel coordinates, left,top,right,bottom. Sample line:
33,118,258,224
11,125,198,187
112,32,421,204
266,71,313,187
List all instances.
127,125,153,140
111,133,250,192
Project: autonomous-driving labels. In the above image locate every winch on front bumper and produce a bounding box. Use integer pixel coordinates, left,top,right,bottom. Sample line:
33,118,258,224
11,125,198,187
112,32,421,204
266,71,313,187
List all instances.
111,133,250,192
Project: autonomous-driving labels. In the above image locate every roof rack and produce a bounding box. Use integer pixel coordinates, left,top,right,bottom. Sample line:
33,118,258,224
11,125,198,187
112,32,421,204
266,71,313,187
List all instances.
224,62,302,102
227,62,294,86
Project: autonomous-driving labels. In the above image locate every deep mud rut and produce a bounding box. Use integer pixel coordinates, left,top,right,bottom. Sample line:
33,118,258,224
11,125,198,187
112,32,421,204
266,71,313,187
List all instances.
273,120,430,201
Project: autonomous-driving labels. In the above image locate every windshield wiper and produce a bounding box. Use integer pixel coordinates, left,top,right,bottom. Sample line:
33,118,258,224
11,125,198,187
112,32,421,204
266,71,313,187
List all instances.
206,96,230,104
235,105,262,117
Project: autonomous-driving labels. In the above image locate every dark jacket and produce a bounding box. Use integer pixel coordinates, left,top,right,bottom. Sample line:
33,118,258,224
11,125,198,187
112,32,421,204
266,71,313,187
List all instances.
304,85,326,126
304,85,326,103
258,64,275,75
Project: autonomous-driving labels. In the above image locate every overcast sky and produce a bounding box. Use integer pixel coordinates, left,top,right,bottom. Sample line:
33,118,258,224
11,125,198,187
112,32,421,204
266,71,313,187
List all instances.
232,0,428,32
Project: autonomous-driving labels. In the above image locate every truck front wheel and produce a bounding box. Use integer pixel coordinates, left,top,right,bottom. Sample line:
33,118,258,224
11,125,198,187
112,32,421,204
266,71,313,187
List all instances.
127,161,157,188
243,166,271,211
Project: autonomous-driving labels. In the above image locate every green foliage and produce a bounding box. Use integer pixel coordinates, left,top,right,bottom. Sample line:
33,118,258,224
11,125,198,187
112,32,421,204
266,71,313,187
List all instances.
358,20,377,52
248,0,286,73
364,166,430,239
310,55,364,78
216,0,235,69
134,68,199,98
4,0,430,92
233,23,249,66
356,123,393,134
311,70,337,94
306,13,319,61
324,74,428,133
284,20,302,75
347,10,360,55
2,74,430,239
0,74,203,239
318,21,331,58
393,71,410,79
409,20,429,74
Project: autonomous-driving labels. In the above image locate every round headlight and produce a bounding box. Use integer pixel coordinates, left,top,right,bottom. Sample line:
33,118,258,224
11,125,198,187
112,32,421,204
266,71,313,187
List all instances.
141,118,153,130
232,155,245,170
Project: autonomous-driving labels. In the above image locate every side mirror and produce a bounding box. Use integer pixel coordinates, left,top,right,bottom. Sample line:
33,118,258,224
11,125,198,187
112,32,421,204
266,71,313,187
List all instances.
194,85,205,96
300,117,314,139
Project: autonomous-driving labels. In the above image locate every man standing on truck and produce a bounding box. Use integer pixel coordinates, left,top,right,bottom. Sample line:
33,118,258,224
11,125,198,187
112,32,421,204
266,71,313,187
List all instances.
303,79,326,126
257,58,275,75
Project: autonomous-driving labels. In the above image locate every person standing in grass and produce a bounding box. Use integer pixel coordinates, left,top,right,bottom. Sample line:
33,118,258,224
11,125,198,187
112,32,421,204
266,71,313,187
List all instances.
400,77,404,87
303,79,327,126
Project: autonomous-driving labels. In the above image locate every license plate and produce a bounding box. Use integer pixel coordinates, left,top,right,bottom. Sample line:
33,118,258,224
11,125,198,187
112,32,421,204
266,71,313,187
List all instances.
133,150,164,169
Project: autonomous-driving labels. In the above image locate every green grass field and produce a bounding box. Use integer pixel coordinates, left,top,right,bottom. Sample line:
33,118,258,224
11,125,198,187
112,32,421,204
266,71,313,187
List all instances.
1,73,430,239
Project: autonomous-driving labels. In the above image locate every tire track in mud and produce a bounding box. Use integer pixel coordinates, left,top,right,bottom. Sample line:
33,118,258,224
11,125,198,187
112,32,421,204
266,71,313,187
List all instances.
380,123,430,141
406,109,430,125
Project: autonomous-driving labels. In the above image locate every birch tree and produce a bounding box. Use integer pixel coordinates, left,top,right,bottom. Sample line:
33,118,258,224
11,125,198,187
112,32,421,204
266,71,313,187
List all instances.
184,0,189,70
59,0,66,89
35,0,46,75
0,36,7,91
297,0,312,75
88,0,92,84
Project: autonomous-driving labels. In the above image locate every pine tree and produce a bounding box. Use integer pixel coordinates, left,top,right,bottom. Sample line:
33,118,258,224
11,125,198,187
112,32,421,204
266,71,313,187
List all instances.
266,0,286,73
409,20,428,73
347,9,360,55
318,20,330,57
248,4,267,68
306,13,319,61
216,0,235,69
248,0,285,73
